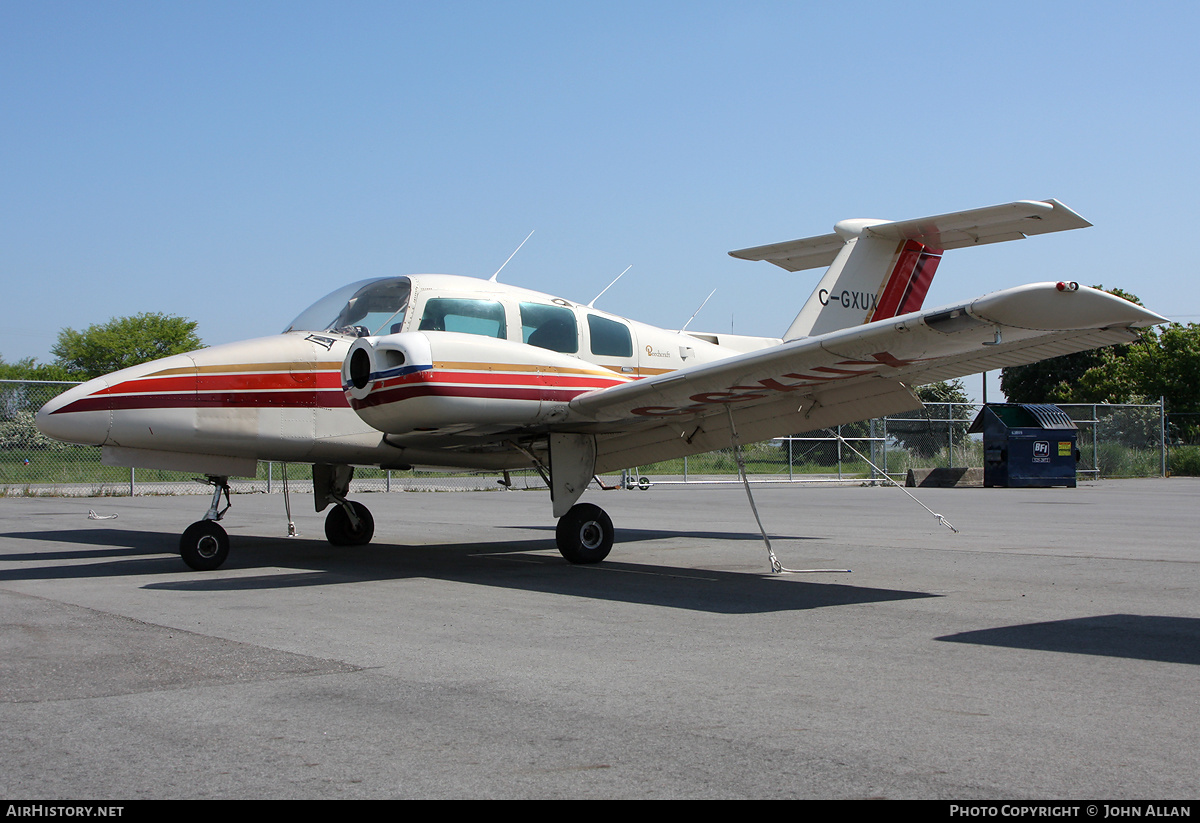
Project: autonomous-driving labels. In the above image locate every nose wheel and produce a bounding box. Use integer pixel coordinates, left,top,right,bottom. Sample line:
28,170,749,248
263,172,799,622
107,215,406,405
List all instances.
178,476,233,570
556,503,614,564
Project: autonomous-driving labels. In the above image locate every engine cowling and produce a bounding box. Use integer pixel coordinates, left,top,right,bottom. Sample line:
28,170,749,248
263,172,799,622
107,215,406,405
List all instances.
342,331,627,435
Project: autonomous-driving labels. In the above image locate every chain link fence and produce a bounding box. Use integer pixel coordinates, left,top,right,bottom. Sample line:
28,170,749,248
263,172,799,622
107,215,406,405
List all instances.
2,380,1179,498
664,402,1171,484
1166,411,1200,476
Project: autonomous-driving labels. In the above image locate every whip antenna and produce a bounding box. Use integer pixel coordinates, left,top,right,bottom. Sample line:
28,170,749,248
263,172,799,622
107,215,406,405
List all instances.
588,265,632,308
489,230,535,282
678,289,716,333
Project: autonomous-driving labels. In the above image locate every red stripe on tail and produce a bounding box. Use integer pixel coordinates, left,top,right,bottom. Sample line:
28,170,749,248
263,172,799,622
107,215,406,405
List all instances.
870,241,943,322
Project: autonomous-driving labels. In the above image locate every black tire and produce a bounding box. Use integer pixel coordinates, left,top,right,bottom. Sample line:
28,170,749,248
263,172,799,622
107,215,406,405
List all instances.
555,503,614,564
325,501,375,546
180,520,230,571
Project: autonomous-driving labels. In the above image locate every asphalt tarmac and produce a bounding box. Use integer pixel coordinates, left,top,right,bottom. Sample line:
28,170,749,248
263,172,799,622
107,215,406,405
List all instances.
1,478,1197,799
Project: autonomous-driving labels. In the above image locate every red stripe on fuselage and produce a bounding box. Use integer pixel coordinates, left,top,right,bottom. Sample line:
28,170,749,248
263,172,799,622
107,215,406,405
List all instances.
51,368,351,415
371,368,624,391
93,371,344,396
55,390,351,414
351,382,591,411
353,364,629,411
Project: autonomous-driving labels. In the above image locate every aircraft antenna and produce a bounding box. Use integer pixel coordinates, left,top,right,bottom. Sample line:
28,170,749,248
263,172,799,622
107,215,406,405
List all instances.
489,230,535,282
678,289,716,333
587,265,632,308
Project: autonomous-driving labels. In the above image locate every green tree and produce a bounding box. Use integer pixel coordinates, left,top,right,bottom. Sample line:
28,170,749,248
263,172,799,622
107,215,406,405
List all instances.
51,313,202,379
0,355,74,382
999,287,1151,404
0,357,78,423
888,379,974,457
1076,323,1200,410
1072,322,1200,443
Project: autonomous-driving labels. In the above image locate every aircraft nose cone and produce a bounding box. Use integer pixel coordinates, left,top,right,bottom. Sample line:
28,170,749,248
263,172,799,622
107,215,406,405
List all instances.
35,377,112,446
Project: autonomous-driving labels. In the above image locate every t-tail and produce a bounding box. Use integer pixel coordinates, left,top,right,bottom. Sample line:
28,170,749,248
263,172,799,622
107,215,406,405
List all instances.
728,199,1092,340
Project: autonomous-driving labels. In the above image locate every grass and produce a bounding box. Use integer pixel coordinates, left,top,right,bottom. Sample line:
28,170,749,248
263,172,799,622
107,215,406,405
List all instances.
3,435,1175,497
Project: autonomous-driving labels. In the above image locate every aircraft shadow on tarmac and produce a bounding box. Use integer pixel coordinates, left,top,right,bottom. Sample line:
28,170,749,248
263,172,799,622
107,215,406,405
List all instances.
0,526,931,615
937,615,1200,666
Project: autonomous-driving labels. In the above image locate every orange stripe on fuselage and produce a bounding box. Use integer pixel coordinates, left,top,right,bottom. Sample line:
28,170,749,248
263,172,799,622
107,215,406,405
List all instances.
95,370,344,396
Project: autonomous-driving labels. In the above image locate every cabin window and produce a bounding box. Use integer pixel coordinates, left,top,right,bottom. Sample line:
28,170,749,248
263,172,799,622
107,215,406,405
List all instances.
521,303,578,353
418,298,507,339
588,314,633,357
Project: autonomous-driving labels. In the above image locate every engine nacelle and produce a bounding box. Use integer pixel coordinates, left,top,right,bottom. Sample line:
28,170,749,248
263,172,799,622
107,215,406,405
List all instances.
342,332,625,435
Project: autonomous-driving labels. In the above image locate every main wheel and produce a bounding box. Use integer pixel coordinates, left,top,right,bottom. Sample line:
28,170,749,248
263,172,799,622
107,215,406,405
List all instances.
325,501,375,546
555,503,614,564
180,520,230,571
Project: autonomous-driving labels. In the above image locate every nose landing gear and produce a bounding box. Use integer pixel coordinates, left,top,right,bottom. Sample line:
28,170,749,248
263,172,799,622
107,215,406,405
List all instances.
180,476,233,571
180,519,230,571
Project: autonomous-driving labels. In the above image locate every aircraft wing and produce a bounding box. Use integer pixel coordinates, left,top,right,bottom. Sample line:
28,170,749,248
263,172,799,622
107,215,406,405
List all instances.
569,283,1163,474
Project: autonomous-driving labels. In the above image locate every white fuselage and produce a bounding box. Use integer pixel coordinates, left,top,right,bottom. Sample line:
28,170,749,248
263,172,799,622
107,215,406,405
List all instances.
36,274,777,476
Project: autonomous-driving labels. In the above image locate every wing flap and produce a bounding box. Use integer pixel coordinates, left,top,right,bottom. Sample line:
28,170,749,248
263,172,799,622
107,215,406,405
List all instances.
894,328,1144,387
592,378,922,474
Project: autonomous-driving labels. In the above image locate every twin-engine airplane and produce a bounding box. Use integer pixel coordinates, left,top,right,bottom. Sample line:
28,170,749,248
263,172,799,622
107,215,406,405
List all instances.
37,199,1164,571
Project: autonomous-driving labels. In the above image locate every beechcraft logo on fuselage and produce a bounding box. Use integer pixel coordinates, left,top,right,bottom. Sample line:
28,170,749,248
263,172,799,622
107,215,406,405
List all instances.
819,289,878,311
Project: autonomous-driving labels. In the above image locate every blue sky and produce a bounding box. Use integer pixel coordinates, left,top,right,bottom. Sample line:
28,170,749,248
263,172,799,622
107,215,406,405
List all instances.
3,1,1197,402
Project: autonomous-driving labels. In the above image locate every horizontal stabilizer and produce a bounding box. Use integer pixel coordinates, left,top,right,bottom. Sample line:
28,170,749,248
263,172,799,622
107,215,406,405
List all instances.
728,199,1091,272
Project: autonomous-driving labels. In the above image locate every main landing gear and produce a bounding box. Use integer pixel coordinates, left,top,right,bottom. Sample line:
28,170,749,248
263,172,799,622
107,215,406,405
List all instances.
325,500,374,546
540,433,616,565
555,503,614,564
177,469,376,571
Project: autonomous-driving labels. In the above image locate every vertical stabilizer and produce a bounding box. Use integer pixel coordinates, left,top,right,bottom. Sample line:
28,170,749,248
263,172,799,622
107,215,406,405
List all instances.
780,220,943,339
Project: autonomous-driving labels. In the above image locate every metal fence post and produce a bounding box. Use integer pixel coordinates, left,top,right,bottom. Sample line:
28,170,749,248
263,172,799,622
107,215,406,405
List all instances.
948,407,954,467
836,424,842,480
1161,397,1167,477
882,416,888,478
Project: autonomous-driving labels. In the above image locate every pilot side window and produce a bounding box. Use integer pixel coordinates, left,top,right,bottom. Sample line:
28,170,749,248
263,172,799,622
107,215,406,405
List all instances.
520,303,578,353
418,298,507,339
587,314,633,357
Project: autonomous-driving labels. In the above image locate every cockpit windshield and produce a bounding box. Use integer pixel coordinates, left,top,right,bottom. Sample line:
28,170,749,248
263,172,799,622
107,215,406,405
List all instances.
284,277,412,337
